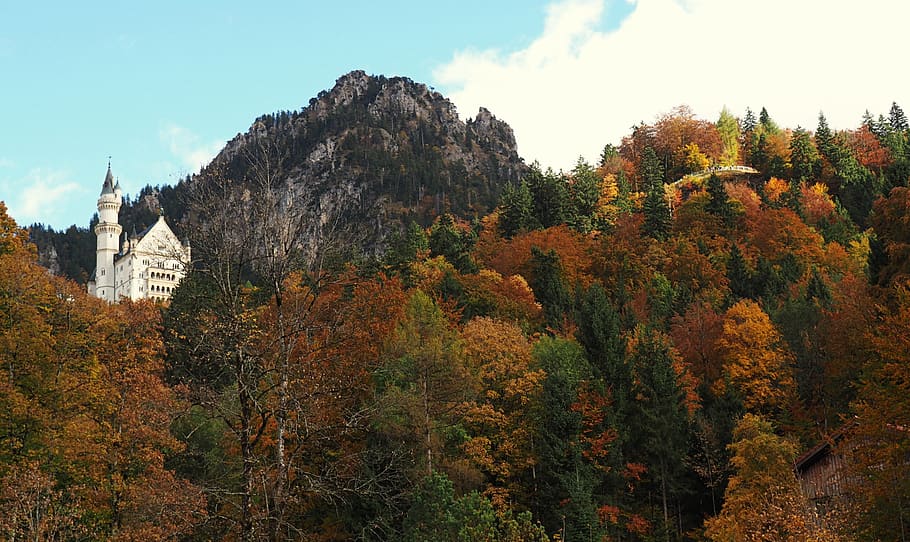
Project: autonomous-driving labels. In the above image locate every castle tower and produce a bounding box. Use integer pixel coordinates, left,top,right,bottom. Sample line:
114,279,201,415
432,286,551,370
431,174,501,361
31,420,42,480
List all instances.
93,164,123,301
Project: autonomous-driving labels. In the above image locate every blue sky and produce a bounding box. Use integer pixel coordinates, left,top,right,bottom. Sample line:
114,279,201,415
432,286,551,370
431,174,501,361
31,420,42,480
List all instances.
2,0,907,230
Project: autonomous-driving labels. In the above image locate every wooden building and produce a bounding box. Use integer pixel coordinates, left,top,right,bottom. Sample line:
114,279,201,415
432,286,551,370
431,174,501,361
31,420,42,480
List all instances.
794,424,853,515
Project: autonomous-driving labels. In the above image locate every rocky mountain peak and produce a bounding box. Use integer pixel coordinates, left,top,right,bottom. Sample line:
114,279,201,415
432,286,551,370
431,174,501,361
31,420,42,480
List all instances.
470,106,517,155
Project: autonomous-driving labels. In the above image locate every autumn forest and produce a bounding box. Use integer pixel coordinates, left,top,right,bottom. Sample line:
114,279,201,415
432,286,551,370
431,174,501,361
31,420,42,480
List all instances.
3,102,910,541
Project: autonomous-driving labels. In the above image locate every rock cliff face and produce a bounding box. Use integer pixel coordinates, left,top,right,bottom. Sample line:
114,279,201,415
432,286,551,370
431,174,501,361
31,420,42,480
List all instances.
203,71,526,258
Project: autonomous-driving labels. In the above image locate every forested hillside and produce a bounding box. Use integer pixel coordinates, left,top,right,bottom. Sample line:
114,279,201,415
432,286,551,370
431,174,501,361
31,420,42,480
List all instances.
3,98,910,541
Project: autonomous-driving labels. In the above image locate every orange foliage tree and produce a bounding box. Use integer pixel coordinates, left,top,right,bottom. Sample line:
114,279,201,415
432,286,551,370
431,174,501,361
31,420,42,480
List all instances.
799,182,837,225
0,203,203,540
670,301,725,389
474,225,594,290
847,124,891,174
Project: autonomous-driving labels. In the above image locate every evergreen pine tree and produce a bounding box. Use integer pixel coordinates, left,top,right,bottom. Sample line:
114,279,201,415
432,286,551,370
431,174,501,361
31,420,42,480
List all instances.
640,146,665,187
815,112,833,157
429,214,477,273
759,107,778,133
705,173,733,224
526,164,570,229
727,243,753,299
529,247,573,330
498,180,536,238
640,147,671,239
643,180,671,240
599,143,619,167
569,157,602,233
749,132,769,172
628,325,692,538
890,101,909,132
805,267,832,307
385,221,429,276
789,127,820,182
530,337,598,539
742,107,756,135
575,283,628,393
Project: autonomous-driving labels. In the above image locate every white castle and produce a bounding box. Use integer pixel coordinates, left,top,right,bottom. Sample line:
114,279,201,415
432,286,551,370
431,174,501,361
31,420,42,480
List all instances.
87,165,191,302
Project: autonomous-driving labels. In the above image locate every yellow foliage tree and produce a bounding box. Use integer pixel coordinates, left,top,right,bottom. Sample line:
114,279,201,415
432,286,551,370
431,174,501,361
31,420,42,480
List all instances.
684,142,711,173
716,300,797,415
460,317,545,506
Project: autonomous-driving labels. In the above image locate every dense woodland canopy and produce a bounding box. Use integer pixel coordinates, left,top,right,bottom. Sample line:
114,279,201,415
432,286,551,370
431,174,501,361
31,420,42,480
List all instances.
4,101,910,541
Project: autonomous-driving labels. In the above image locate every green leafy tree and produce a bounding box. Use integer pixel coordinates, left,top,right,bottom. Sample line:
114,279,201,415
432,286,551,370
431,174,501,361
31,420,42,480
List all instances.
381,290,468,475
716,106,740,166
402,472,549,542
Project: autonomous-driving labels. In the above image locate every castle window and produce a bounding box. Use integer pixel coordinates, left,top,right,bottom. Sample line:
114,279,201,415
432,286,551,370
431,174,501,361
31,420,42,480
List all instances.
101,269,105,276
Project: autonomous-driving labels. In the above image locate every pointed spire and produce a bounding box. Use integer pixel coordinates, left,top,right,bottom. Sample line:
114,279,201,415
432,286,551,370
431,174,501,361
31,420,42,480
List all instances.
101,162,116,196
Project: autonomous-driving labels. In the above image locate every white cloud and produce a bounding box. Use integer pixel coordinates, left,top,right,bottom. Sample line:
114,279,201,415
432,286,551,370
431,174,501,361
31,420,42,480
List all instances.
159,122,222,174
8,169,81,225
435,0,910,171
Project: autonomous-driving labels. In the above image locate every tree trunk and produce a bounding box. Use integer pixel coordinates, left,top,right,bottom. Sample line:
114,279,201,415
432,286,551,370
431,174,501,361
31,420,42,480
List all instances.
271,285,289,542
239,351,254,542
424,367,432,475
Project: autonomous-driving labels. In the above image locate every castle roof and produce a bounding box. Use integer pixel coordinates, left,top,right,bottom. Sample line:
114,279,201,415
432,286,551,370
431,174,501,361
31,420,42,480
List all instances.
100,164,116,196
